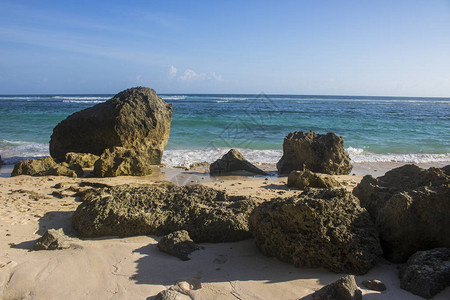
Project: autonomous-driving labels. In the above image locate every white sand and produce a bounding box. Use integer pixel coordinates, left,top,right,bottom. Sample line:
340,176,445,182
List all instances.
1,162,449,299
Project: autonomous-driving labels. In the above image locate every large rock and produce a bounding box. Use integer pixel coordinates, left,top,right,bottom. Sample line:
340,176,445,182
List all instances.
277,131,352,175
249,189,382,274
399,248,450,299
50,87,173,164
157,230,200,261
11,157,57,176
353,164,450,262
210,149,268,176
93,147,152,177
287,170,340,189
64,152,99,168
312,275,362,300
72,184,257,242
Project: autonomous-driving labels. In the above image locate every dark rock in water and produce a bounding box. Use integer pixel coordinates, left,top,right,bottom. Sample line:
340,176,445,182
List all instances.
72,184,257,242
33,229,71,250
353,164,450,263
50,87,173,164
399,248,450,299
277,131,352,175
249,188,382,274
93,147,152,177
11,157,57,176
361,279,386,292
287,170,340,189
210,149,268,176
0,155,4,165
312,275,362,300
158,230,200,261
64,152,99,168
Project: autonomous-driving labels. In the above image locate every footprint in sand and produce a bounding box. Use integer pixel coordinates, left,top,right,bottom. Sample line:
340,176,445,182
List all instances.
213,254,228,264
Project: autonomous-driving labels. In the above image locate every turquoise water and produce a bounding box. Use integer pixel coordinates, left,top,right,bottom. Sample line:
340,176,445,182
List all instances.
0,93,449,166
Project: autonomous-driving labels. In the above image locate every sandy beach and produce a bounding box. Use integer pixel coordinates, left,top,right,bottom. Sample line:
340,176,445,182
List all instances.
1,162,449,299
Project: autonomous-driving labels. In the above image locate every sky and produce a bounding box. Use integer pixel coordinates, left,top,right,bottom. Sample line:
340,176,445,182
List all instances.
0,0,450,96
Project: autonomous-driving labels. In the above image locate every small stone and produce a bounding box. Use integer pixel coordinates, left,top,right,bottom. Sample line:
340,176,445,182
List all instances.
157,230,200,261
313,275,362,300
154,288,190,300
33,229,71,250
53,182,66,189
362,279,386,291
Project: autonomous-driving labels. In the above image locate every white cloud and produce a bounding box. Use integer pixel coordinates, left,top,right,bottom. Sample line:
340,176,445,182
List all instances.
209,72,223,81
179,69,223,81
136,74,142,81
169,65,177,79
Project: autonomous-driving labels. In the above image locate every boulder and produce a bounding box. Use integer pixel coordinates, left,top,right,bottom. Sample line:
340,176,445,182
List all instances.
361,279,386,292
353,164,450,262
249,189,382,274
276,131,352,175
157,230,200,261
50,87,173,164
72,184,257,242
64,152,99,168
210,149,268,176
399,248,450,299
11,157,57,176
287,170,340,189
33,229,71,250
312,275,362,300
93,147,152,177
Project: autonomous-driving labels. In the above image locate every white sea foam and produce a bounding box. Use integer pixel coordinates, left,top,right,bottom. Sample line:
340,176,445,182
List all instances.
0,140,49,164
162,148,282,168
62,100,106,104
160,95,187,100
346,147,450,163
162,147,450,167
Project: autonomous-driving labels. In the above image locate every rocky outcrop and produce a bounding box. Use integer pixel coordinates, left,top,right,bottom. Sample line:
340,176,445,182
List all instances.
50,87,173,164
353,164,450,262
249,189,382,274
93,147,152,177
11,157,83,178
210,149,268,176
64,152,99,168
46,163,84,178
11,157,57,176
287,170,340,189
72,184,257,242
399,248,450,299
277,131,352,175
158,230,200,261
312,275,362,300
33,229,71,250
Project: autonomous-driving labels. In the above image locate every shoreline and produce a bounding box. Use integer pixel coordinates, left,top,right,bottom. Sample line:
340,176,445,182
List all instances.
2,160,449,179
1,162,449,299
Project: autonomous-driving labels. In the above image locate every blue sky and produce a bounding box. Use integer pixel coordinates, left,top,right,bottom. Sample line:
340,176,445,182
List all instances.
0,0,449,96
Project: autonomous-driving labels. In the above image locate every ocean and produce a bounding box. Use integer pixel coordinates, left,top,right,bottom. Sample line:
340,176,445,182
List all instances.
0,93,449,167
